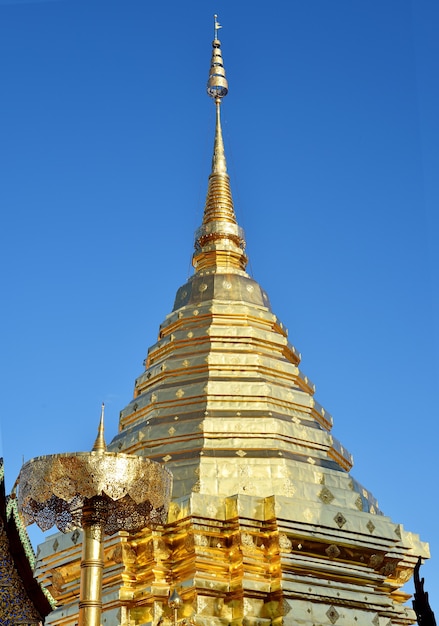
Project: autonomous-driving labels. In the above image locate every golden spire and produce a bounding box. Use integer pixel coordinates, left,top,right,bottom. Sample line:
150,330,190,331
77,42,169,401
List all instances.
192,15,248,275
92,402,107,452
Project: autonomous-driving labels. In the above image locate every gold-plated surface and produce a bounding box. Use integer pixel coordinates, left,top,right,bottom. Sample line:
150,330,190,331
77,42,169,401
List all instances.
34,15,429,626
79,499,104,626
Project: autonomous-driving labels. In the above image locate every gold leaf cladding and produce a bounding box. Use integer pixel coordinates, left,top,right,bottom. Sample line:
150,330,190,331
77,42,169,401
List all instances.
318,487,335,504
395,568,413,585
168,502,181,518
241,532,254,548
283,480,296,497
206,503,217,517
194,534,209,547
153,538,170,560
176,389,185,398
243,598,254,616
168,426,176,435
315,472,325,485
184,534,195,551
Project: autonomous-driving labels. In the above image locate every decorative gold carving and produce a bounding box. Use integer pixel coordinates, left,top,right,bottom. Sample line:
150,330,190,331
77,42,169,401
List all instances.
367,520,376,534
111,544,123,564
334,513,347,528
319,487,335,504
380,561,397,577
369,554,384,569
327,606,340,624
326,544,341,559
279,534,292,552
19,451,172,534
194,534,209,547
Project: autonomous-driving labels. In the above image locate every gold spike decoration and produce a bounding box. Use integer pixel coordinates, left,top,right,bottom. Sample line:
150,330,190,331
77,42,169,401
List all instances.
92,403,107,453
193,15,248,275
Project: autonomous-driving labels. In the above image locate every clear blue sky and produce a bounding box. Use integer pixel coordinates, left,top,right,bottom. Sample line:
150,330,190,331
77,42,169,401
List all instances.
1,0,438,611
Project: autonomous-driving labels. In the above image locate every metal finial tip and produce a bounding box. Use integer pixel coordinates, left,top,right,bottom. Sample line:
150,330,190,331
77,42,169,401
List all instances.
92,403,107,452
169,588,183,609
207,15,228,100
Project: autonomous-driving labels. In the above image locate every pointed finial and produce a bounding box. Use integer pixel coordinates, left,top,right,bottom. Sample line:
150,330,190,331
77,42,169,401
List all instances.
193,17,248,274
207,15,228,102
214,14,222,40
92,403,107,453
168,587,183,609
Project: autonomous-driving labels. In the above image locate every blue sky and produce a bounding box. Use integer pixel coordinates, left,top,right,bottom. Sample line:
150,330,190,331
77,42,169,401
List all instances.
1,0,438,610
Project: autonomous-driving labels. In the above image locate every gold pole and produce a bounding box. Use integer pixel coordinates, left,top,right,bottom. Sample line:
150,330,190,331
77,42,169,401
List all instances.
79,497,105,626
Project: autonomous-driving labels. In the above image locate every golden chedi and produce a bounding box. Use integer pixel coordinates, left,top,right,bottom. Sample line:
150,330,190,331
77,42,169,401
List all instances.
35,15,429,626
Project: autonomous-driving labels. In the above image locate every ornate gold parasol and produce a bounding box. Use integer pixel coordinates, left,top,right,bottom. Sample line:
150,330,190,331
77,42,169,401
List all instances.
18,404,172,626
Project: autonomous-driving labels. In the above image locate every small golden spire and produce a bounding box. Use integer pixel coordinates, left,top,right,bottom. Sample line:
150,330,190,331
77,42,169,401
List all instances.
92,403,107,453
193,16,248,275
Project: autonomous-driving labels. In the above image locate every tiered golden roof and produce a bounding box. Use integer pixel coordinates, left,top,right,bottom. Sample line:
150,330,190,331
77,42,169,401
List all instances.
35,16,429,626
